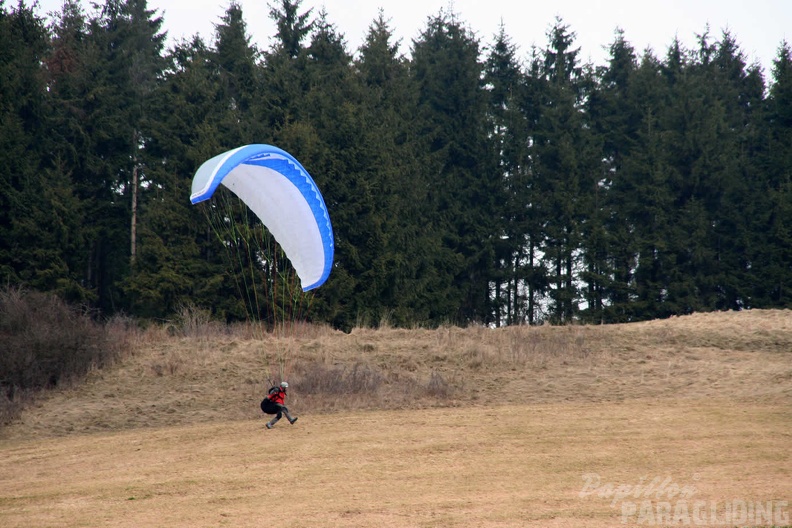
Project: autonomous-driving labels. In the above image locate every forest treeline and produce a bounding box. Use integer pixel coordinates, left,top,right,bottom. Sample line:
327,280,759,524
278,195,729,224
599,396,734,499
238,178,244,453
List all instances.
1,0,791,330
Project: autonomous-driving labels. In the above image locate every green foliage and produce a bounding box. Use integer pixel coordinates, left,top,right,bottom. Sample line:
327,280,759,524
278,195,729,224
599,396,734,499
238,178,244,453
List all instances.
531,19,597,323
269,0,314,59
412,8,499,325
1,2,791,328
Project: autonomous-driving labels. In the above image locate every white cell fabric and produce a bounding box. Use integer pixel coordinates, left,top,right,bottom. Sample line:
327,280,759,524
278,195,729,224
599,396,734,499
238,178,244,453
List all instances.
191,144,334,291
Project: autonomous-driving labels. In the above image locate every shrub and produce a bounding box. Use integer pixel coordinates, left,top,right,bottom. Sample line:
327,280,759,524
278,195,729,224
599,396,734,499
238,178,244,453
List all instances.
0,287,124,424
294,362,384,395
426,370,453,399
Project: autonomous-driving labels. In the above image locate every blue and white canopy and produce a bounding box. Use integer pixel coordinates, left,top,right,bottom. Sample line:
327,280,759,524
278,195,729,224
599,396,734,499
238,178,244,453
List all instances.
191,144,334,291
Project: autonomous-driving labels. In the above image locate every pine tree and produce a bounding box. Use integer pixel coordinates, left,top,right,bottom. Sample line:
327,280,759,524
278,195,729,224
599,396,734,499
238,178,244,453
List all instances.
268,0,313,59
585,29,641,322
290,9,371,330
610,50,670,319
707,30,765,309
532,18,593,323
0,2,81,296
213,1,262,142
752,41,792,305
353,10,429,326
261,0,313,133
484,25,540,325
46,0,167,314
651,29,758,314
121,35,231,318
411,8,498,324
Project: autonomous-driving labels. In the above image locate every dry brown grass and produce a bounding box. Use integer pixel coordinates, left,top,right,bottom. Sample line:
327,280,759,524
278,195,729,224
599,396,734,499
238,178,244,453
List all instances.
2,309,791,438
1,309,791,527
0,402,789,527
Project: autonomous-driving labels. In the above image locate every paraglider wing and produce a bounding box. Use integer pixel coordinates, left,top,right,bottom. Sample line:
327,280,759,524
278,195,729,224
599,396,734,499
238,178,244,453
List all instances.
190,144,334,291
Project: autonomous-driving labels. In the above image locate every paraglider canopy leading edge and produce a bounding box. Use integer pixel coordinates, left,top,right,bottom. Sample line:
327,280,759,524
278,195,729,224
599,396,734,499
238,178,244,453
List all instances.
190,144,334,291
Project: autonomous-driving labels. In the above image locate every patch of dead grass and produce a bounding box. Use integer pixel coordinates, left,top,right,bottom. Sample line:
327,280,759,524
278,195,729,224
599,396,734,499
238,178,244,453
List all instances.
1,310,790,440
0,401,789,528
1,310,790,526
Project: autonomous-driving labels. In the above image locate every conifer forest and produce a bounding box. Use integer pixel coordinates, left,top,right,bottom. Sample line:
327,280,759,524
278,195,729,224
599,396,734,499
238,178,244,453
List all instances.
2,0,791,330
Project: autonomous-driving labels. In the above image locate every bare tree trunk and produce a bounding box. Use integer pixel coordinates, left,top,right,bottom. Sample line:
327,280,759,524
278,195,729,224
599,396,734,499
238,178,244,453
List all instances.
130,134,138,267
527,240,535,325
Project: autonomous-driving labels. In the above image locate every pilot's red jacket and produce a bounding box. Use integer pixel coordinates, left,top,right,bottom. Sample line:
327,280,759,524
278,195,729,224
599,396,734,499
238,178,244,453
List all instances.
267,387,286,405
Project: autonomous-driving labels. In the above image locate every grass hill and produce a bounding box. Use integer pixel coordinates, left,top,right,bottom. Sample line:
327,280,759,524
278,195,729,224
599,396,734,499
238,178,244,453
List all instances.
1,310,790,527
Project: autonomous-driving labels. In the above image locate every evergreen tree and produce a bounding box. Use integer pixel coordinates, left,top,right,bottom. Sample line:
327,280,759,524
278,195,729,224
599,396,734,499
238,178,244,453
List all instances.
585,29,641,322
212,1,262,142
46,0,167,314
411,8,498,324
651,30,758,314
209,3,291,322
353,10,428,326
620,43,684,319
611,50,672,319
268,0,313,59
752,41,792,305
0,1,81,296
707,30,765,309
122,35,233,318
288,9,371,330
484,25,540,325
532,19,594,323
261,0,313,133
3,1,792,326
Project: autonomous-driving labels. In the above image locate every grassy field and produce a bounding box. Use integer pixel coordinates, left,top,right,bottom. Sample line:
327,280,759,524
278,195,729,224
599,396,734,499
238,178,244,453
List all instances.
1,310,791,527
